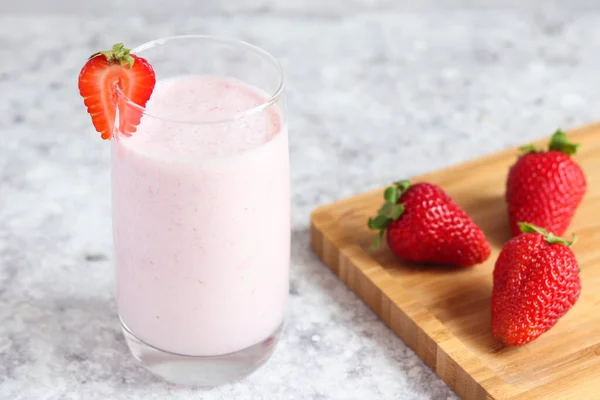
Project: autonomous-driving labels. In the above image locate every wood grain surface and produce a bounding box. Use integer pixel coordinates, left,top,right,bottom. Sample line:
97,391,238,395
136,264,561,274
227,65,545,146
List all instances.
310,123,600,400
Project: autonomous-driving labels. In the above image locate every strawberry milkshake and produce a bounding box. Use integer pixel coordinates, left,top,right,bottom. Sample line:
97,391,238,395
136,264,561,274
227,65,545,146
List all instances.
113,74,290,356
78,37,289,386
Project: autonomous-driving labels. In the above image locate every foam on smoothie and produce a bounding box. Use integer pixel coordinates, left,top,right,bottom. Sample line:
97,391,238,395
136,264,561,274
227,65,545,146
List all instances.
122,75,282,160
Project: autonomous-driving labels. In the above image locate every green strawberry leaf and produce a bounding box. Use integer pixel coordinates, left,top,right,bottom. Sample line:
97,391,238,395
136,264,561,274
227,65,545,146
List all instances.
378,202,393,217
547,233,578,247
394,180,412,193
548,129,580,156
384,186,398,203
518,222,577,247
518,222,549,236
368,181,412,249
519,144,541,154
390,203,405,220
368,215,389,230
371,231,384,250
377,202,405,220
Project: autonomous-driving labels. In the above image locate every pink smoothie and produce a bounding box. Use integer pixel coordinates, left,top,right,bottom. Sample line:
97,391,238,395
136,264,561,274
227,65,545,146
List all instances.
111,75,290,356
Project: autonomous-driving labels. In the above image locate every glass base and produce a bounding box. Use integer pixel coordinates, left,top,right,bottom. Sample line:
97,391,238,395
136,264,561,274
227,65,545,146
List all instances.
121,320,283,387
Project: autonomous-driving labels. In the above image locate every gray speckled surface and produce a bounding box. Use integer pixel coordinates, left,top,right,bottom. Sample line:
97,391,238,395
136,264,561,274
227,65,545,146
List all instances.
1,1,600,399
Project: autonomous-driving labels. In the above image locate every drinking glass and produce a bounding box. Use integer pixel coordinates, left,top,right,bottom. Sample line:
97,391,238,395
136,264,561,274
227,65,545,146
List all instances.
110,35,290,387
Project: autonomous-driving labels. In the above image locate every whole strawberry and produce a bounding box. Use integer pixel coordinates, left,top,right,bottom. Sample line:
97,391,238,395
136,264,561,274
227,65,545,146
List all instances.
506,130,587,237
368,180,491,267
491,222,581,346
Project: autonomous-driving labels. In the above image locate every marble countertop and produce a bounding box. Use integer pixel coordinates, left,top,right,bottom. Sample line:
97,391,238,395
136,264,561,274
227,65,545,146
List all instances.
1,1,600,399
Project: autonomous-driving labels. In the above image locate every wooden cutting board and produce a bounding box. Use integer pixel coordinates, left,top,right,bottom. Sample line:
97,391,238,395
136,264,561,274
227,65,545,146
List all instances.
310,123,600,400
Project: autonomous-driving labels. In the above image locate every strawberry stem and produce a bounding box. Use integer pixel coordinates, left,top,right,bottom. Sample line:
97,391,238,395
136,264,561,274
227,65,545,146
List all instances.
368,180,412,249
548,129,580,156
518,222,577,247
90,43,135,68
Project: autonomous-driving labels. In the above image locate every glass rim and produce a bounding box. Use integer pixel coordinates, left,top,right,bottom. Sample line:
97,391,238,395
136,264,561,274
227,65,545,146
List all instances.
115,35,285,125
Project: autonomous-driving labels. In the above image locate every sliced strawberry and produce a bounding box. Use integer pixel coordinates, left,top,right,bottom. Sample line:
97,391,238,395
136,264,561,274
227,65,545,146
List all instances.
78,43,155,140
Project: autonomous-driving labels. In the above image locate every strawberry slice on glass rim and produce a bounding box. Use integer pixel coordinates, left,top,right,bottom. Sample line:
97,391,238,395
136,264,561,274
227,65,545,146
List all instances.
78,42,156,140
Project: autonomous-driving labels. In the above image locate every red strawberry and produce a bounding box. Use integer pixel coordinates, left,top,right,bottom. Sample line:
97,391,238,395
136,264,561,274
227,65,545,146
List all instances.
491,222,581,346
368,180,491,267
506,130,587,237
78,42,156,140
